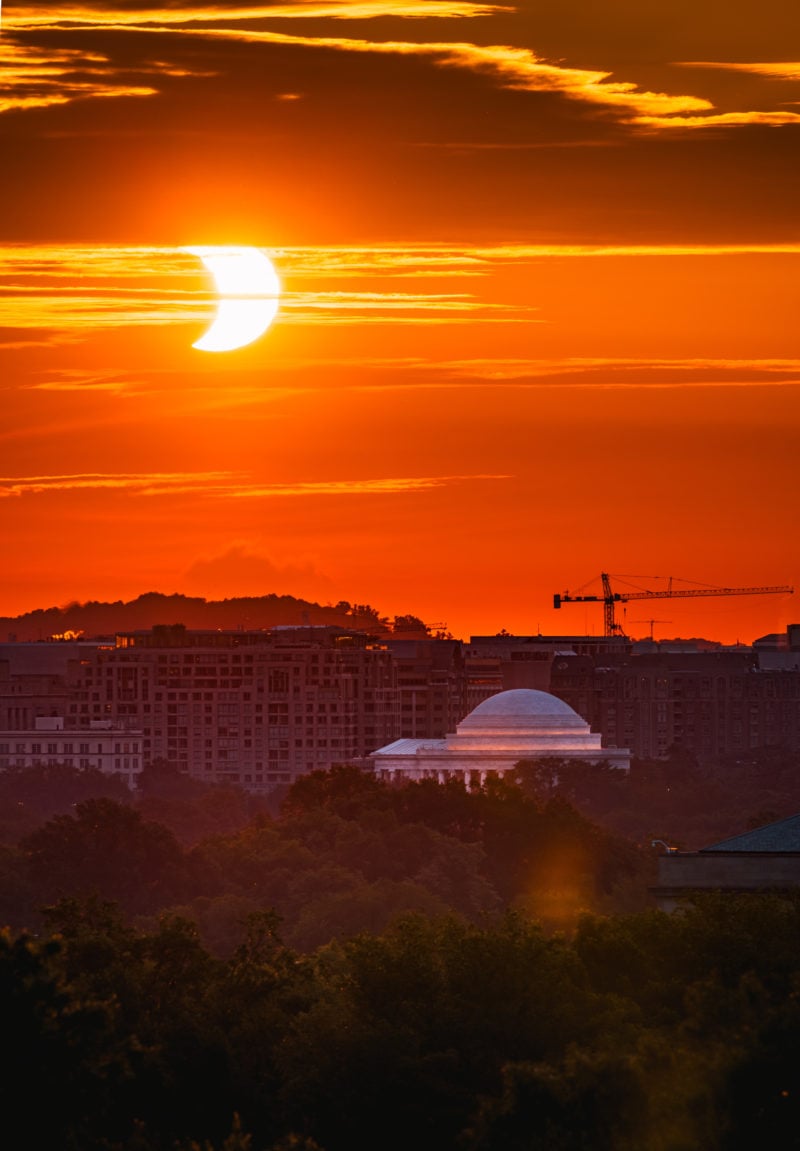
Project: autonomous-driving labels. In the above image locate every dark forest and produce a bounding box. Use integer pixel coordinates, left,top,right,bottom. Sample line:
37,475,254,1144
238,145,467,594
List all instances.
3,762,800,1148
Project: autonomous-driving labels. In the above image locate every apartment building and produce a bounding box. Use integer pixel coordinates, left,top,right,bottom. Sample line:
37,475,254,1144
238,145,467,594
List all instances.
550,648,800,761
384,639,468,738
64,626,398,790
464,634,632,713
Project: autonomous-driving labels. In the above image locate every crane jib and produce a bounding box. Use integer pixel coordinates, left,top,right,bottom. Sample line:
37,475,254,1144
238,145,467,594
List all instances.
552,578,793,636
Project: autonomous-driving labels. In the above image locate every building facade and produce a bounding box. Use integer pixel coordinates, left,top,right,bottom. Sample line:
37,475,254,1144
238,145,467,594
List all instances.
0,716,143,789
550,648,800,761
653,814,800,911
64,626,398,791
385,639,468,739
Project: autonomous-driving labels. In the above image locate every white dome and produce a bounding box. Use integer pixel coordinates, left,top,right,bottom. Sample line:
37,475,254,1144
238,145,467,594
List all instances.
458,689,586,731
370,684,630,777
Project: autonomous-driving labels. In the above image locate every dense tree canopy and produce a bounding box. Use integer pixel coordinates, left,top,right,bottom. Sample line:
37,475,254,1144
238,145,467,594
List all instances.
1,762,799,1147
515,747,800,849
4,896,800,1149
0,765,650,940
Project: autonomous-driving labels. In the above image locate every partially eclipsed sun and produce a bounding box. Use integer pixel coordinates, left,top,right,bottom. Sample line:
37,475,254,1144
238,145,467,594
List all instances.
185,246,280,352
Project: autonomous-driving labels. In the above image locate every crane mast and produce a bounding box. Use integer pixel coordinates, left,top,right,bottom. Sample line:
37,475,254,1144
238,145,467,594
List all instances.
553,572,794,637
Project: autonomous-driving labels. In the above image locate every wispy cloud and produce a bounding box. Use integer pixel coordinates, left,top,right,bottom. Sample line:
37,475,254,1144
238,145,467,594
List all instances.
105,24,717,122
0,472,238,498
298,357,800,393
24,356,800,403
283,289,532,324
676,61,800,80
0,245,536,335
28,374,135,395
224,474,510,497
0,8,754,131
280,242,800,274
632,110,800,130
10,0,800,139
436,356,800,385
3,243,800,341
5,2,507,29
0,471,509,499
22,369,318,411
0,41,159,113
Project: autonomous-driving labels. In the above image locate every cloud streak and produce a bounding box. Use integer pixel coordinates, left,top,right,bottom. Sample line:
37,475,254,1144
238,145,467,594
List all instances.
0,41,159,113
0,245,539,335
6,6,797,131
632,110,800,130
2,243,798,340
0,472,238,498
677,62,800,80
5,2,507,29
435,356,800,386
0,471,509,499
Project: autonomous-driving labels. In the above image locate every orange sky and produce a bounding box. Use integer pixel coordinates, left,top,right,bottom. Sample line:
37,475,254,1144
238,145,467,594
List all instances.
1,3,798,641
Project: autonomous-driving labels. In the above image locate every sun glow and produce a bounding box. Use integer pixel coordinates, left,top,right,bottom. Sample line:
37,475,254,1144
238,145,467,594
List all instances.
186,246,281,352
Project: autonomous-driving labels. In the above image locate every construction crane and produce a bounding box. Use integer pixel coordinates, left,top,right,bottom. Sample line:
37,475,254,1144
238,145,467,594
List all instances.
553,572,794,637
631,618,672,641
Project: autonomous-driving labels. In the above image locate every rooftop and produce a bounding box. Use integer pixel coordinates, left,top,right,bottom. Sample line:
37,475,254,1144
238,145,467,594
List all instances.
702,814,800,854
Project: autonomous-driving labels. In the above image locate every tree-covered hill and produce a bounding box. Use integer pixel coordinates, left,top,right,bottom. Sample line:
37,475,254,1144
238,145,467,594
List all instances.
0,592,416,641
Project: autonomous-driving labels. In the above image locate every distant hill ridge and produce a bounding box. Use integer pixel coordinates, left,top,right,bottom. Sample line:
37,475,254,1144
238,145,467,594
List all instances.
0,592,426,642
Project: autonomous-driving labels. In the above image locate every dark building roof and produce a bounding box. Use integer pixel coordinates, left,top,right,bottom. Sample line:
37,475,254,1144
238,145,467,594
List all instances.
701,814,800,854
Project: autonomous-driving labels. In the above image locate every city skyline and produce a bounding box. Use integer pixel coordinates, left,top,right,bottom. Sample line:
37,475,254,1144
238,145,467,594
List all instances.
1,2,798,641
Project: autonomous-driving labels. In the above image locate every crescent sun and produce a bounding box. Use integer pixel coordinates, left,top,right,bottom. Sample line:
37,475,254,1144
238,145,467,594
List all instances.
185,246,280,353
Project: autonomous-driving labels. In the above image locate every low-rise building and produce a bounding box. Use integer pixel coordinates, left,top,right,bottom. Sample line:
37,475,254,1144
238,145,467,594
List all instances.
653,815,800,911
0,716,143,789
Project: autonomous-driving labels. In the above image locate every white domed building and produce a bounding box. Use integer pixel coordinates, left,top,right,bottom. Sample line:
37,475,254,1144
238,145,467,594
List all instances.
370,688,629,785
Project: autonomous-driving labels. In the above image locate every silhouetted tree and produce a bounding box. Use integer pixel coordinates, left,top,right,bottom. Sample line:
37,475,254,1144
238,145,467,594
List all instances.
0,926,137,1150
23,798,188,915
391,614,429,633
0,762,131,844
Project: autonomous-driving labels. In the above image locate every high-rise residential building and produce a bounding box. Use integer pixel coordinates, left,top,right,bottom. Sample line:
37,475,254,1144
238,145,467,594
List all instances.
65,626,398,790
384,639,467,739
464,634,631,711
549,643,800,761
